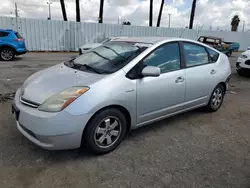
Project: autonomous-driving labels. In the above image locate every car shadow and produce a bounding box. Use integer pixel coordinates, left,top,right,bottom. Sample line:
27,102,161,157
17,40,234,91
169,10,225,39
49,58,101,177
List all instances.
126,108,206,140
9,57,23,62
25,108,207,161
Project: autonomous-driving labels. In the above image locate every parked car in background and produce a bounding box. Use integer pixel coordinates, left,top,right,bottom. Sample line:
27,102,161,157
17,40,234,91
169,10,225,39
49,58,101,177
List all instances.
224,41,240,52
12,37,231,154
78,37,126,55
247,46,250,50
236,50,250,76
0,29,27,61
198,36,239,57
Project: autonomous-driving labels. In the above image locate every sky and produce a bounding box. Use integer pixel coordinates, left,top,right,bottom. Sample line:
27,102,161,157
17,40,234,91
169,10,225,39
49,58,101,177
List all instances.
0,0,249,31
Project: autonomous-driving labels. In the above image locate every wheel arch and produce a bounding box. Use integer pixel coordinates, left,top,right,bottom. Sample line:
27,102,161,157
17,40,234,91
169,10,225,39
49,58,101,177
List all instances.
83,104,132,134
218,82,226,93
0,45,17,54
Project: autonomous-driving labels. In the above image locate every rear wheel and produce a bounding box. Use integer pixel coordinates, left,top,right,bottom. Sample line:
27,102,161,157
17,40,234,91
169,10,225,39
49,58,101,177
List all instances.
206,84,225,112
0,47,15,61
83,108,127,154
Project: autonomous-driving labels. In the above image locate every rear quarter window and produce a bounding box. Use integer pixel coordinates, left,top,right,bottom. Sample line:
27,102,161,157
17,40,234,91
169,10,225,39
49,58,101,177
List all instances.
15,32,23,39
207,48,219,63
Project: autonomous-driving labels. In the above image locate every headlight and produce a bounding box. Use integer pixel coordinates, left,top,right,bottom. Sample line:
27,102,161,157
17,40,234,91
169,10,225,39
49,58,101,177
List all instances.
38,86,89,112
240,54,248,59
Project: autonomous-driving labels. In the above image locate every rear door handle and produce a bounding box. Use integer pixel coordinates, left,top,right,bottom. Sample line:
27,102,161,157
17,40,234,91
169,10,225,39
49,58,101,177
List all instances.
175,77,185,83
210,69,217,75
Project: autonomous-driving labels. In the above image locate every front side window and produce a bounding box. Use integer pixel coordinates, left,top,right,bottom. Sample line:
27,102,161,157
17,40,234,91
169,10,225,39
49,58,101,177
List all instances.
142,42,181,74
183,42,209,67
71,41,145,74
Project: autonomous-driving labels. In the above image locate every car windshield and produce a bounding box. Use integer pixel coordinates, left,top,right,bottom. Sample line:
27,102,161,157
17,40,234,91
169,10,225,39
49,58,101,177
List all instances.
71,41,145,74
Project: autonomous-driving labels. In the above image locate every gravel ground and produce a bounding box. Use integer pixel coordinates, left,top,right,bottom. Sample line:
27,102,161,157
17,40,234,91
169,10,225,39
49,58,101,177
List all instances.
0,52,250,188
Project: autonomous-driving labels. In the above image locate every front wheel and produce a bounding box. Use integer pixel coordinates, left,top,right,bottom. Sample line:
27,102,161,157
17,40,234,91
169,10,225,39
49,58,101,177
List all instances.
83,108,127,154
0,47,15,61
206,84,225,112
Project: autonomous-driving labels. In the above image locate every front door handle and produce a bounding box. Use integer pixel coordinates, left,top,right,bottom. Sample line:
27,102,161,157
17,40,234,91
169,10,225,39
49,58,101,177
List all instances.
210,69,217,75
175,77,185,83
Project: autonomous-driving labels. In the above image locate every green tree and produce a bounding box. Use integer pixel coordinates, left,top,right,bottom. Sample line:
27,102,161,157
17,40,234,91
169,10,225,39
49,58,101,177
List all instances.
231,15,240,32
122,21,131,25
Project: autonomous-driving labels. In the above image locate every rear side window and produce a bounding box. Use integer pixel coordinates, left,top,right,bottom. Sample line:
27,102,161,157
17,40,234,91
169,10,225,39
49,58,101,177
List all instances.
0,31,9,37
183,42,209,67
207,48,219,62
205,38,216,43
15,32,22,39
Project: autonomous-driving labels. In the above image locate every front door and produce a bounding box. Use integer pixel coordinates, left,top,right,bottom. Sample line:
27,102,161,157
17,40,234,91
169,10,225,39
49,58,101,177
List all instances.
136,42,186,125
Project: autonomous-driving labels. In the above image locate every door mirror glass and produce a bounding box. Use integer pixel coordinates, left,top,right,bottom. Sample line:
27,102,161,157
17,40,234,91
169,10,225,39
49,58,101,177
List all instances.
141,66,160,77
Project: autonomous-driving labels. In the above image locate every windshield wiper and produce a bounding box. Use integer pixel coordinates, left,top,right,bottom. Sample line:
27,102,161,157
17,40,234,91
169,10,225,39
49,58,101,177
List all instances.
76,63,102,74
103,46,125,59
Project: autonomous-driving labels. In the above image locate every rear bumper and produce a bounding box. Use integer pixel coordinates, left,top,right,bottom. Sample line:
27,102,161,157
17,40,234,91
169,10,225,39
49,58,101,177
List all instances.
16,48,27,55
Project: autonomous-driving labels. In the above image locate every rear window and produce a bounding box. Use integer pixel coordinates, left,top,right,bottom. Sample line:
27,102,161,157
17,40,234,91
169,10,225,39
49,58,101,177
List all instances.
15,32,22,39
0,31,9,37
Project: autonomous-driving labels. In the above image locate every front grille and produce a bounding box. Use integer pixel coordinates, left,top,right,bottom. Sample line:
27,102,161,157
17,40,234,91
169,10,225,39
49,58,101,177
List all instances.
245,60,250,65
20,97,40,108
19,123,38,139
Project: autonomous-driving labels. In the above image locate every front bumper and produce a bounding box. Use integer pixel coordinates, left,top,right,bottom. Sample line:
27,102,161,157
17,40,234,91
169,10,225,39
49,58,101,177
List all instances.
13,89,93,150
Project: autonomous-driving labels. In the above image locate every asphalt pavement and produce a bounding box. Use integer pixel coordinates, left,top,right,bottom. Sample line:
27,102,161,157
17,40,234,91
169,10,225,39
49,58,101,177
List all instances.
0,52,250,188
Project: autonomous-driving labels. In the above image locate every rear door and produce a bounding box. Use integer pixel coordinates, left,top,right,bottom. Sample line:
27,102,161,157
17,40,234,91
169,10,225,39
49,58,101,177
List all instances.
181,42,218,109
0,31,9,45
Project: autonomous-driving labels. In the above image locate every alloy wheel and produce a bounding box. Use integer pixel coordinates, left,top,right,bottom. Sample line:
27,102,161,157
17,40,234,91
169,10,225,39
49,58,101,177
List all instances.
94,116,122,148
1,49,13,61
211,88,223,108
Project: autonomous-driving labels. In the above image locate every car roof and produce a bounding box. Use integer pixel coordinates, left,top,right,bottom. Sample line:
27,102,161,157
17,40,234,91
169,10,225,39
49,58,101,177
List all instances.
114,37,180,44
200,36,221,40
0,29,14,32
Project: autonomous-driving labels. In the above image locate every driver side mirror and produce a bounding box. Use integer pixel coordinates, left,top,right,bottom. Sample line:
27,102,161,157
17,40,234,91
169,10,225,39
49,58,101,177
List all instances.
141,66,161,77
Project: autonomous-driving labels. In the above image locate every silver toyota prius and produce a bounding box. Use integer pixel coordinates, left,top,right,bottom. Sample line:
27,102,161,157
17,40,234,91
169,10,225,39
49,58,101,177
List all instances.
12,37,231,154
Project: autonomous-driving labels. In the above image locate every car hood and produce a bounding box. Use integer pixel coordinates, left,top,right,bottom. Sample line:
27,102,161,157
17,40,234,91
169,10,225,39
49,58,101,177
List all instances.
241,50,250,56
21,63,105,104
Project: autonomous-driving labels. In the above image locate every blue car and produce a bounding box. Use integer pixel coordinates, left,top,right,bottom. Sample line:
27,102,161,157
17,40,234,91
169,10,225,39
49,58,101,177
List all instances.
0,29,27,61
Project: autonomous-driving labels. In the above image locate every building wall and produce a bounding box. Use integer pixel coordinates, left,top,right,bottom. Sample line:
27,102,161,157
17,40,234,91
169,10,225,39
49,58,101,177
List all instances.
0,16,249,51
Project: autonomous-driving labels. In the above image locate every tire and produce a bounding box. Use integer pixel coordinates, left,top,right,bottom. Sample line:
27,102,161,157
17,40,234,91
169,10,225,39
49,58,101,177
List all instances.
0,47,15,61
206,84,225,112
237,69,244,76
226,50,233,57
83,108,127,154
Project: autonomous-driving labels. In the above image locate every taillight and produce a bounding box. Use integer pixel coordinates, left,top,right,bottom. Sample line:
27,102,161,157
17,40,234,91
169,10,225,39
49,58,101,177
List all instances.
14,38,23,42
